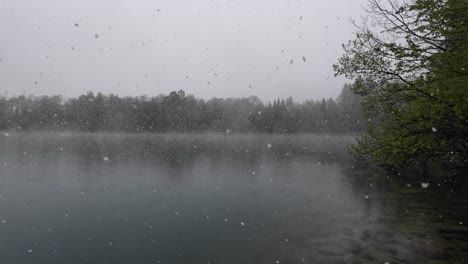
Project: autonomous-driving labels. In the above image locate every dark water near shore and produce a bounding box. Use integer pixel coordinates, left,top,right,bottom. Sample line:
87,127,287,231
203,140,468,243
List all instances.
0,132,466,264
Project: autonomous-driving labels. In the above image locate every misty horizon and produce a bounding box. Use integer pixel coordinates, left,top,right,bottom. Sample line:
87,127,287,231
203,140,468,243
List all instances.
0,0,367,102
1,0,465,263
0,87,348,102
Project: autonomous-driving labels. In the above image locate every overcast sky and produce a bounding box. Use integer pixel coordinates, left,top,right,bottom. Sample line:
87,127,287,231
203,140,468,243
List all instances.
0,0,367,102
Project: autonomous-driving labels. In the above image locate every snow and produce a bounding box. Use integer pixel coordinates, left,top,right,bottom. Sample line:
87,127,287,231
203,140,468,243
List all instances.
4,133,9,137
421,182,429,189
103,156,109,161
240,222,245,226
267,143,272,148
432,127,437,132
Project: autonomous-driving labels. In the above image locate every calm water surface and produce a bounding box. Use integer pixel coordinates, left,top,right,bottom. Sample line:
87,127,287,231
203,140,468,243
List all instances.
0,132,466,263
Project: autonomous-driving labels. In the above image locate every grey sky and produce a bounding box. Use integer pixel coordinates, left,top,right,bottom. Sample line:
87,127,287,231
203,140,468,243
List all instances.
0,0,366,102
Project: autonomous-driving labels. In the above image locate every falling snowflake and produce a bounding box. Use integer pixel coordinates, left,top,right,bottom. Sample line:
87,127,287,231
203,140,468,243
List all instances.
421,182,429,189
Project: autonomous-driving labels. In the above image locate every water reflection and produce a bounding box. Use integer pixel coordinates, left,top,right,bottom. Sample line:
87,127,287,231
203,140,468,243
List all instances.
342,167,468,263
0,132,466,263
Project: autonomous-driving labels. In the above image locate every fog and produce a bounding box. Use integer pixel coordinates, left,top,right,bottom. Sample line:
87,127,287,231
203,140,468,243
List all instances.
0,1,466,263
0,0,366,101
2,132,464,263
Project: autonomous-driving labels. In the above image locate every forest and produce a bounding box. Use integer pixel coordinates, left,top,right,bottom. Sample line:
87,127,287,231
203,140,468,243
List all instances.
0,84,365,133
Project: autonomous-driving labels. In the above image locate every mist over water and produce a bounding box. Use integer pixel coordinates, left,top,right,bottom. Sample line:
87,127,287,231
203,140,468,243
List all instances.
0,132,465,263
1,0,466,261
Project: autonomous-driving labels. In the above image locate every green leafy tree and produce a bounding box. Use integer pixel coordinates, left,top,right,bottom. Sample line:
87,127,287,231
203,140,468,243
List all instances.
334,0,468,172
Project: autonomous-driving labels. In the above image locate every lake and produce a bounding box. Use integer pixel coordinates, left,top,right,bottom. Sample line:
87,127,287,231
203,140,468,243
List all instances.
0,132,466,263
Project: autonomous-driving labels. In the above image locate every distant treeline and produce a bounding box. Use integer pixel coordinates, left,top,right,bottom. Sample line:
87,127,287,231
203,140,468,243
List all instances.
0,84,365,133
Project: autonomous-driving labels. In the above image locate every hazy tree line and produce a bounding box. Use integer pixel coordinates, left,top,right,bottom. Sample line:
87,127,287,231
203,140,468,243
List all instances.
0,85,365,133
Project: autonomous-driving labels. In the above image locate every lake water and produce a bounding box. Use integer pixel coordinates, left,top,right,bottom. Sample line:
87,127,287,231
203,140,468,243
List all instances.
0,132,466,264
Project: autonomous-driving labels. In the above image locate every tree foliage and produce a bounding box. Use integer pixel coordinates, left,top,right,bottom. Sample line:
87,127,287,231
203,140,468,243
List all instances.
334,0,468,171
0,87,364,134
